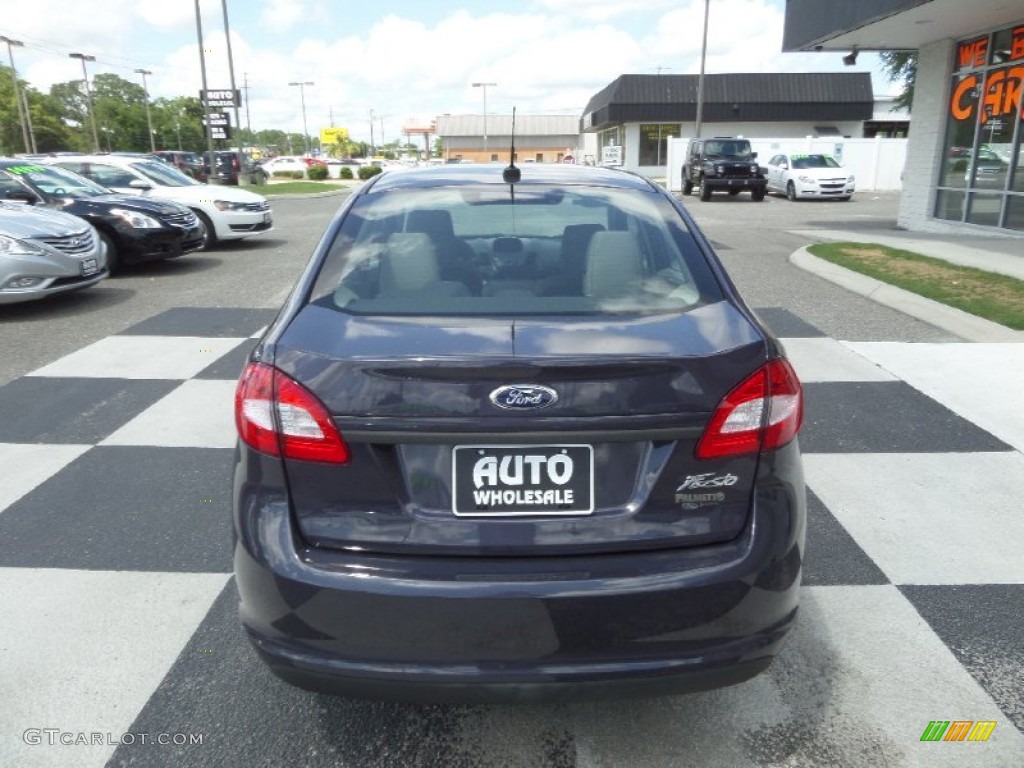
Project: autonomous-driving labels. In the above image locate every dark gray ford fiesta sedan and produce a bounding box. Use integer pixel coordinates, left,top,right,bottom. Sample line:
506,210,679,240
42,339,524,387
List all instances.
233,163,806,703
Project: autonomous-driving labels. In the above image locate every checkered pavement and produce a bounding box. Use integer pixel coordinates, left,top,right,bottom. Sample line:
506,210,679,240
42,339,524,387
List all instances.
1,306,1022,768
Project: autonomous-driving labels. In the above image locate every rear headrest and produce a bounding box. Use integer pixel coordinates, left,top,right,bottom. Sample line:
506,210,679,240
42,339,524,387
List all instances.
560,223,605,275
380,233,440,293
406,209,456,241
583,231,644,297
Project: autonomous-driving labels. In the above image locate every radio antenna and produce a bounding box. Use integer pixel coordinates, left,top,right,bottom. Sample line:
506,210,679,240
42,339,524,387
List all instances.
503,106,520,183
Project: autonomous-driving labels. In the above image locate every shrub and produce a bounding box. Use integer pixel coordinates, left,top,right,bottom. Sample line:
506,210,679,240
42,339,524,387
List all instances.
340,166,354,179
272,170,305,179
307,164,328,180
358,165,383,180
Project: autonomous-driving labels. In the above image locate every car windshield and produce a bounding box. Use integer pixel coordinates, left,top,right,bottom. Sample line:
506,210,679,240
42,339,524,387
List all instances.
790,155,840,169
703,141,753,159
2,164,110,198
131,160,201,187
310,183,723,316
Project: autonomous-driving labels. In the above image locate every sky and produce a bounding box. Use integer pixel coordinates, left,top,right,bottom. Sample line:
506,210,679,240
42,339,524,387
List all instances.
1,0,890,144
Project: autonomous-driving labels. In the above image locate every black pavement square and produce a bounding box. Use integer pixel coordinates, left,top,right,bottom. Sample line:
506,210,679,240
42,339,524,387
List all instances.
0,446,233,572
118,307,279,338
801,489,889,587
195,339,256,380
111,582,578,768
900,584,1024,734
800,381,1011,454
0,377,178,444
753,308,826,338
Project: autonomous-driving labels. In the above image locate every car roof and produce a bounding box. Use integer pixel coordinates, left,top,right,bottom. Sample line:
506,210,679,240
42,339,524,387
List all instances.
368,164,656,193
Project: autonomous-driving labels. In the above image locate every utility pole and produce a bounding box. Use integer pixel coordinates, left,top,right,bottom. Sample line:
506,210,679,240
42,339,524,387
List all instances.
220,0,242,147
288,81,314,154
1,36,31,154
369,108,375,157
134,68,156,152
194,0,220,183
69,52,100,152
695,0,710,139
242,72,252,134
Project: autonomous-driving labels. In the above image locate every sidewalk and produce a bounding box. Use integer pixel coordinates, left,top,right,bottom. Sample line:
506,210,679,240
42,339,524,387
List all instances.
788,225,1024,342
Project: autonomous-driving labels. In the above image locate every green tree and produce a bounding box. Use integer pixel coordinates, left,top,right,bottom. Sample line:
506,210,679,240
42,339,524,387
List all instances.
151,96,205,152
879,51,918,112
0,64,69,154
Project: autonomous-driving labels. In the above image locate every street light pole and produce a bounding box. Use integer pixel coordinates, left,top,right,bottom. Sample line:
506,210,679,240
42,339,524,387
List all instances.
1,36,32,154
288,81,314,154
134,68,156,152
472,82,496,158
369,108,375,157
69,52,100,152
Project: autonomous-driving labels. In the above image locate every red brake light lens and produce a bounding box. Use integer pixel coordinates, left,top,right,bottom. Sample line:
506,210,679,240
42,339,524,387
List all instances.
235,362,350,464
695,358,803,460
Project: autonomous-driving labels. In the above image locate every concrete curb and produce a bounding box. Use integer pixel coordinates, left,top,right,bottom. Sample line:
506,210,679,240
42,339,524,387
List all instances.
790,247,1024,343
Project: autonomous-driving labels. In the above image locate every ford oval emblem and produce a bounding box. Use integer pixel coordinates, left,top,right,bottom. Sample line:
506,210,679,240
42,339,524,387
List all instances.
489,384,558,410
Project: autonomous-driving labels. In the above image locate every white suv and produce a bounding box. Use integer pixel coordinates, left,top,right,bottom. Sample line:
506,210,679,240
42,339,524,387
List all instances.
47,155,273,248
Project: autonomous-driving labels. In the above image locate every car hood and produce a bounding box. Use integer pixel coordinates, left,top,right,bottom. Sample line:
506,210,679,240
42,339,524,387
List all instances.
790,166,849,178
147,184,268,204
0,202,89,237
61,194,189,217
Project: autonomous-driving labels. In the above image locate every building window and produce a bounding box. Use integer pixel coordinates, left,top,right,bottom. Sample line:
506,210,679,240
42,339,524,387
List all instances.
535,153,544,163
935,24,1024,231
638,123,681,166
490,154,498,162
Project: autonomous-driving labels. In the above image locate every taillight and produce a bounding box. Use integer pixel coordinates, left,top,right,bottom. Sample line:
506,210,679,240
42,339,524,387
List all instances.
235,362,350,464
695,358,803,460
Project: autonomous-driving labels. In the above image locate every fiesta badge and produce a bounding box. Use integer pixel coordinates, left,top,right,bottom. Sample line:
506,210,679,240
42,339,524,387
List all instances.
489,384,558,411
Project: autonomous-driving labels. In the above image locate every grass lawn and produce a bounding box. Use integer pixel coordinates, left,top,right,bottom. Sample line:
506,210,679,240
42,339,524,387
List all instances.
263,181,349,195
807,242,1024,331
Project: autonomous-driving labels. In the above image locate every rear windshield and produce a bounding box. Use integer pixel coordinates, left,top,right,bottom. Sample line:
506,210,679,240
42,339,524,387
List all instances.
310,183,722,316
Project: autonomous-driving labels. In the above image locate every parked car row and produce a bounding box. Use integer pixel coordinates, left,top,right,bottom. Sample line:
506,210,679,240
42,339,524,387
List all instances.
0,154,274,304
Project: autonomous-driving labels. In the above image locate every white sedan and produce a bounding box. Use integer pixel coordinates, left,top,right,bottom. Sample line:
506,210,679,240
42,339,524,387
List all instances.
47,155,273,247
260,156,308,176
764,153,855,201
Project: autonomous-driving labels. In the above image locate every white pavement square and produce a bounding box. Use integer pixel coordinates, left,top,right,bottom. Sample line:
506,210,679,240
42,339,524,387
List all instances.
804,452,1024,585
101,379,238,449
845,342,1024,453
0,568,229,768
0,443,91,514
27,336,246,381
568,586,1024,767
781,337,899,383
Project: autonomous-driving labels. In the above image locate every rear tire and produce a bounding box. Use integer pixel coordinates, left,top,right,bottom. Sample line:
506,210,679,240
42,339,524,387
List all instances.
682,178,694,195
751,187,765,202
786,182,797,202
699,180,711,201
728,189,740,196
194,210,217,249
98,230,120,273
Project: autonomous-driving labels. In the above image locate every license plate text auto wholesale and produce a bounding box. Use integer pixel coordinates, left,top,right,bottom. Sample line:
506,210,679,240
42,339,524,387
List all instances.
452,444,594,516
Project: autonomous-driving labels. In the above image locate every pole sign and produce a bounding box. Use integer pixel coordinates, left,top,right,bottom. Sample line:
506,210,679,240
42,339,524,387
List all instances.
200,89,241,107
202,111,231,140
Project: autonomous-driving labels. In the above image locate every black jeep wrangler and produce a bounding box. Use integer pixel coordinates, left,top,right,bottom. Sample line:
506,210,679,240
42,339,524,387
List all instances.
682,137,766,201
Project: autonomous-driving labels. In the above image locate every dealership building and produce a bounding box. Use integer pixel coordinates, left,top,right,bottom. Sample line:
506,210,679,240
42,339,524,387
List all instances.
784,0,1023,235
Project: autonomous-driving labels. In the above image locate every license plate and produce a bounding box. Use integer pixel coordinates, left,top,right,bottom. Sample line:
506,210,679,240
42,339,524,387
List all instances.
80,258,99,276
452,444,593,517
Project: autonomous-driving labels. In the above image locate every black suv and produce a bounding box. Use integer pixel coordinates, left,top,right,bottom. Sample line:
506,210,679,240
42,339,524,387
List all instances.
682,138,766,202
201,152,268,186
154,150,204,180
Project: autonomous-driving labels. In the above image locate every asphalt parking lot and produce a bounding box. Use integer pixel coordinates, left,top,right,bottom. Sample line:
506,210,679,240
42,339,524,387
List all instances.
1,187,1022,768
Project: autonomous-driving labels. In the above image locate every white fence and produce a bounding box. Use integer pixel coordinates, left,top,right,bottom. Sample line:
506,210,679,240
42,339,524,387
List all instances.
665,136,908,193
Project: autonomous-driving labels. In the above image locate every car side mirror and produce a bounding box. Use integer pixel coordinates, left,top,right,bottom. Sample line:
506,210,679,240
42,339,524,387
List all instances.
128,179,152,190
751,152,758,159
4,190,38,204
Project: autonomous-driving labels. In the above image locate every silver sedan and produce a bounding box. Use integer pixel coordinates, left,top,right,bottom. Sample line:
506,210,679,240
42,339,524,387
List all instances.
0,202,108,304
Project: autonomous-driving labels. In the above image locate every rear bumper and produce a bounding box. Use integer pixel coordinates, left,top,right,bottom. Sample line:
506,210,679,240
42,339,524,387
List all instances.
233,442,805,702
